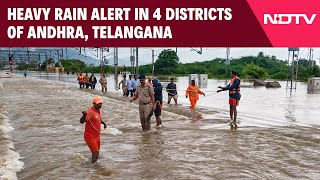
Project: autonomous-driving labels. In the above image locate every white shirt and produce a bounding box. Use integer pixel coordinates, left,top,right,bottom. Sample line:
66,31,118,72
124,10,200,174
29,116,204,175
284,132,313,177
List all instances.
126,79,133,90
132,79,140,89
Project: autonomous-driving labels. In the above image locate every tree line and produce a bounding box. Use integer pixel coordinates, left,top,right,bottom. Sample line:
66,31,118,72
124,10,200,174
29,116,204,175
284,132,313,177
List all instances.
17,49,320,81
139,50,320,81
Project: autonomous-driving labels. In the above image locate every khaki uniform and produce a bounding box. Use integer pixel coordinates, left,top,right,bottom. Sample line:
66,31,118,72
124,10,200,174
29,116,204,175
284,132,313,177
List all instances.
120,79,127,95
136,84,154,124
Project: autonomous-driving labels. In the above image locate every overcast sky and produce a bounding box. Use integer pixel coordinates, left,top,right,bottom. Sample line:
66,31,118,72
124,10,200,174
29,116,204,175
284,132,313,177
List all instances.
89,48,320,66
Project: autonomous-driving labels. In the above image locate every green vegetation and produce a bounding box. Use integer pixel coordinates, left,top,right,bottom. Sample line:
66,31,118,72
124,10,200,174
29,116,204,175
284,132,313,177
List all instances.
60,59,121,74
142,50,319,81
16,50,320,81
154,49,179,75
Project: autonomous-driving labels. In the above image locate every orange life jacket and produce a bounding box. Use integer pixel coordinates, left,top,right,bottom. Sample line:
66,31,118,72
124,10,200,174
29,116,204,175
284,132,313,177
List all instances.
229,77,241,100
229,77,240,94
78,75,84,83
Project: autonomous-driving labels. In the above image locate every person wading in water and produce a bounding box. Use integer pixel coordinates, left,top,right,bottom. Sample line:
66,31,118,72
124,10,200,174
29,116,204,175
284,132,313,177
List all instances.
217,70,241,129
80,96,107,163
130,74,155,132
185,80,205,109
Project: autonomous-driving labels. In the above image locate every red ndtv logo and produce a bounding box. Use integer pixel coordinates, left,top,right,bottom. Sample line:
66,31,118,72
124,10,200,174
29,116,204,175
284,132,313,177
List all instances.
264,14,317,25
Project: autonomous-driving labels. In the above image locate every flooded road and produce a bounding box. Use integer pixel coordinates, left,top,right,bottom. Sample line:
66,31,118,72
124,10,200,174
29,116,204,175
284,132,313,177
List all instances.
1,73,320,179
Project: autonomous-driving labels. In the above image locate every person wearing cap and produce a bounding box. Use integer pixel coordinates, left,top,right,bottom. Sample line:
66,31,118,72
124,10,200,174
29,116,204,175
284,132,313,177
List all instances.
80,96,107,163
185,80,205,109
152,78,163,127
130,74,155,131
217,70,241,129
166,78,178,105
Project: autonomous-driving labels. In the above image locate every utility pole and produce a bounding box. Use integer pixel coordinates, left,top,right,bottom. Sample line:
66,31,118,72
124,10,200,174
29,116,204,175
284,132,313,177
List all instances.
226,47,230,75
114,47,118,78
60,49,63,60
100,48,104,75
152,49,155,76
130,48,135,73
287,48,300,95
45,52,48,73
65,48,68,59
27,47,30,63
135,47,139,74
308,48,314,68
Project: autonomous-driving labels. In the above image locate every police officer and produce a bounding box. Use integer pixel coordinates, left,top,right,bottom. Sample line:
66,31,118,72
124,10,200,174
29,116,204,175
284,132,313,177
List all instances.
130,74,155,131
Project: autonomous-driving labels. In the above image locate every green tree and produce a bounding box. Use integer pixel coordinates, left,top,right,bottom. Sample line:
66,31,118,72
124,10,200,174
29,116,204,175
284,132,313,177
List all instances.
60,59,87,72
17,62,29,70
258,52,264,57
155,49,179,75
242,63,269,79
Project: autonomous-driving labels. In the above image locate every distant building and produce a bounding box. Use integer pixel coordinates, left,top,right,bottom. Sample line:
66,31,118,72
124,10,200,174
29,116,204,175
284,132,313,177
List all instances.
308,77,320,94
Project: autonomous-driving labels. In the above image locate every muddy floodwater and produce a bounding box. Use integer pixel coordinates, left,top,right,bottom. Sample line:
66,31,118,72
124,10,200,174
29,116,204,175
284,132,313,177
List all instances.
1,73,320,179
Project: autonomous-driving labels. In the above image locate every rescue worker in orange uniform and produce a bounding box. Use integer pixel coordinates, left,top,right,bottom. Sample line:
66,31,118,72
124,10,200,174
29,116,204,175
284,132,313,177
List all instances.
185,80,205,109
77,73,85,89
84,72,90,89
217,70,241,129
80,96,107,163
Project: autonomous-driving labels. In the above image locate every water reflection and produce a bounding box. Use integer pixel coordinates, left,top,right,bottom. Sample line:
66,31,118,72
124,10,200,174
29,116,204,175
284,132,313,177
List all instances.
284,96,296,122
138,132,167,179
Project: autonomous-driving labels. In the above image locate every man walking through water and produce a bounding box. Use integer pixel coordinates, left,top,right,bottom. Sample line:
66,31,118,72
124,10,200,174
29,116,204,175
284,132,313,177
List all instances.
217,70,241,129
77,73,85,89
186,80,205,109
126,75,134,97
80,96,107,163
166,78,178,105
89,73,97,89
130,74,155,132
152,78,163,127
119,75,127,96
99,74,107,93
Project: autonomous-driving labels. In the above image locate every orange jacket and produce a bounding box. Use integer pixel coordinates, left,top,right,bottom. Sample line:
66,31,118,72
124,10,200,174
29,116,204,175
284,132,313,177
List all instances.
84,107,102,140
84,75,89,83
185,84,204,100
77,75,85,83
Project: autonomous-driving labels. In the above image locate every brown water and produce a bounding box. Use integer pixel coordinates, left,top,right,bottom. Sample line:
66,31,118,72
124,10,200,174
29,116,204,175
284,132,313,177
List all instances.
1,74,320,179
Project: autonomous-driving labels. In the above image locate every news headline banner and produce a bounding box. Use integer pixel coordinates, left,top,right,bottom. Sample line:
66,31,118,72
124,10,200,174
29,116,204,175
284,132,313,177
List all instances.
7,8,232,40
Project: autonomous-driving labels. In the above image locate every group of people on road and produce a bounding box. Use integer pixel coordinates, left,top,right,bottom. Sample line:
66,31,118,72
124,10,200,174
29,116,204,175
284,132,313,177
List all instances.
80,70,241,163
118,74,152,97
129,74,165,131
77,73,108,93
